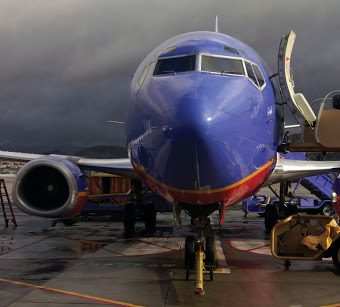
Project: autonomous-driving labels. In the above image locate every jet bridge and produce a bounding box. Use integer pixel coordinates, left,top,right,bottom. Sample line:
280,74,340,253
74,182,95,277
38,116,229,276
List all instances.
277,31,340,152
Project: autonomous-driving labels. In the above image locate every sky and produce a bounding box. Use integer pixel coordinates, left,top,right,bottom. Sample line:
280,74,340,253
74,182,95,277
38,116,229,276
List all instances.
0,0,339,152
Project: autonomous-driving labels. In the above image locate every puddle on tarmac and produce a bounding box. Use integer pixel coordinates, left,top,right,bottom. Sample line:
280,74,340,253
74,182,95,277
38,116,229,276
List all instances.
27,260,69,276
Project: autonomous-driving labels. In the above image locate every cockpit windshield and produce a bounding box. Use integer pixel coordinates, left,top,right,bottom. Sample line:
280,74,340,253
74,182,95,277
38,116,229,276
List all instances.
201,55,244,75
153,55,196,75
151,52,265,90
152,53,256,82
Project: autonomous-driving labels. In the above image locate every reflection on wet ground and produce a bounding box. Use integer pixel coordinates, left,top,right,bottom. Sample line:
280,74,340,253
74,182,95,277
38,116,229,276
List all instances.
0,207,340,306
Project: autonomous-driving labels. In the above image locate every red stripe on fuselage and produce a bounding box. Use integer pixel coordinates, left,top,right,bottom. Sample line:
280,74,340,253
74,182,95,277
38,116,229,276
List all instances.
133,160,274,205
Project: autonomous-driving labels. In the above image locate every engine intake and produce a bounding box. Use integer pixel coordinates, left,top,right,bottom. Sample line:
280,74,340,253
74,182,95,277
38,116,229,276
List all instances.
13,157,88,218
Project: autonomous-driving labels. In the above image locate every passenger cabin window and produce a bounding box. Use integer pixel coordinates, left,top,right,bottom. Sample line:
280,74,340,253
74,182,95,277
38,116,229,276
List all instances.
252,65,265,87
201,55,244,75
245,62,259,86
153,55,196,75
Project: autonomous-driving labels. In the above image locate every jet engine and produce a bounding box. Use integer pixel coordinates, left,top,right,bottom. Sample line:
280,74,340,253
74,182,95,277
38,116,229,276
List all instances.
13,157,88,218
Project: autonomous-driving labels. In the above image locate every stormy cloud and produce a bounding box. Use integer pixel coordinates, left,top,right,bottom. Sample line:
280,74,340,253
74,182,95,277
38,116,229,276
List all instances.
0,0,339,152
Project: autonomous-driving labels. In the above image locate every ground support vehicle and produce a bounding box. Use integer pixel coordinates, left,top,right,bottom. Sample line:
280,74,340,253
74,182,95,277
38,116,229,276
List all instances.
242,194,267,217
262,159,335,232
82,173,172,233
271,214,340,270
243,194,334,218
332,175,340,217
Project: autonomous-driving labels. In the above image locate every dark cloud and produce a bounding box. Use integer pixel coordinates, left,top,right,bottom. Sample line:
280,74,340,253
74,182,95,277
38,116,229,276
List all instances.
0,0,339,151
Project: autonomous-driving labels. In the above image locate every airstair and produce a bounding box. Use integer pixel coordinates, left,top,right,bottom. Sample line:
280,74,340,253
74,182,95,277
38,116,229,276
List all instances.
285,152,333,200
277,31,340,152
0,179,17,227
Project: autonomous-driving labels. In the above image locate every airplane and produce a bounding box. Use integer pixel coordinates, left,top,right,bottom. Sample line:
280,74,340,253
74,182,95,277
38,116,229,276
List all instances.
1,27,340,295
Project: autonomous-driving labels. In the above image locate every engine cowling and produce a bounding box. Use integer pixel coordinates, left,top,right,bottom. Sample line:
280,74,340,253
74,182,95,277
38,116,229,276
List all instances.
13,157,88,218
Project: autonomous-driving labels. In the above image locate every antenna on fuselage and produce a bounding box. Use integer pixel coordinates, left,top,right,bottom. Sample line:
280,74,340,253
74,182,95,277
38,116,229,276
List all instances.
215,15,219,33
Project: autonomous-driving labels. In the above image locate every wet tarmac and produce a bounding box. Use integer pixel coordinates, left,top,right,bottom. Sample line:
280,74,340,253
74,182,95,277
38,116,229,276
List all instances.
0,177,340,307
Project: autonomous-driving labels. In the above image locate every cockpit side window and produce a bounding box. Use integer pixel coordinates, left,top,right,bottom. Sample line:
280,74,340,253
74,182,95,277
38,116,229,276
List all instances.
252,65,265,87
201,55,244,75
138,65,150,87
245,61,259,87
153,55,196,75
138,61,156,88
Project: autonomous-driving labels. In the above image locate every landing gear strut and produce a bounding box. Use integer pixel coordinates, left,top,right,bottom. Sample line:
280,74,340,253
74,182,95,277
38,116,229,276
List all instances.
123,180,158,237
265,181,296,233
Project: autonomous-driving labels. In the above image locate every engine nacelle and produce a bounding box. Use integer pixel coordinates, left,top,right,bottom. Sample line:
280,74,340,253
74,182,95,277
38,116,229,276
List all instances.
13,157,88,218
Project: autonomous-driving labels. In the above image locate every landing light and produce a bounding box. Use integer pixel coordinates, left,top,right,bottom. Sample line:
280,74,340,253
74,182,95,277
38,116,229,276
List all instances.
207,117,212,122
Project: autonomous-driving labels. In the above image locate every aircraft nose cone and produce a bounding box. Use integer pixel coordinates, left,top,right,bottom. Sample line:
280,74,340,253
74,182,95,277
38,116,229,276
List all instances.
171,94,212,140
159,96,226,191
129,72,276,205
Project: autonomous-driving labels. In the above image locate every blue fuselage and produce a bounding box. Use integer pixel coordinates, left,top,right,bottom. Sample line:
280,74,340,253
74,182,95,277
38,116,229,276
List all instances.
126,31,280,206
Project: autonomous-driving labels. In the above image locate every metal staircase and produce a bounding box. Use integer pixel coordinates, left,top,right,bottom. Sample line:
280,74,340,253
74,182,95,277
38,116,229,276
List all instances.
286,152,333,200
299,176,332,200
0,179,17,227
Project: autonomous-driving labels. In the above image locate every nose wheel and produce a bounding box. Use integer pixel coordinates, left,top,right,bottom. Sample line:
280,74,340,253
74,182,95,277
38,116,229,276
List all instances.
184,218,217,295
185,236,196,280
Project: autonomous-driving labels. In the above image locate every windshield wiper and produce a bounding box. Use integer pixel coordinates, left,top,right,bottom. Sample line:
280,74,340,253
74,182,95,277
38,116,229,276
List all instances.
221,70,237,75
162,70,176,75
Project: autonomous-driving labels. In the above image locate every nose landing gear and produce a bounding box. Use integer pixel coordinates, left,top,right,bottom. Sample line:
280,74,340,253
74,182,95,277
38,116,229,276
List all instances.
184,217,217,296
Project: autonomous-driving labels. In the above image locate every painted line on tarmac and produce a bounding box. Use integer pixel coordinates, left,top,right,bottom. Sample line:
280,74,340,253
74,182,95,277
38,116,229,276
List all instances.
214,239,231,274
0,237,48,257
228,239,272,256
135,238,179,251
0,278,145,307
245,243,271,252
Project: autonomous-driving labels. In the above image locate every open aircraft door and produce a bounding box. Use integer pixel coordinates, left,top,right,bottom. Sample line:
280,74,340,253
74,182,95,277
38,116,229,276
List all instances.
278,30,316,127
279,31,340,152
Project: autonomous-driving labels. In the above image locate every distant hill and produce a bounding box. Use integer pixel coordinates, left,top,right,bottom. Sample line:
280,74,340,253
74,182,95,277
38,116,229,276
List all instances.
0,143,128,158
0,143,82,155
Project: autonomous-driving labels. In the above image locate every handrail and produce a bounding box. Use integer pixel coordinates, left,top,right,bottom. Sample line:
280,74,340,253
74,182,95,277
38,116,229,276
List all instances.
315,90,340,144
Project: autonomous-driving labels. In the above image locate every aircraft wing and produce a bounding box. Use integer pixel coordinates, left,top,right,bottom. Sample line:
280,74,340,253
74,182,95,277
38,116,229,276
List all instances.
0,150,136,178
264,154,340,186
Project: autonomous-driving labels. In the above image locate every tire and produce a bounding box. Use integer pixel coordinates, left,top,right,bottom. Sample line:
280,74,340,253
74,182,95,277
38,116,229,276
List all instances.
144,202,156,233
332,240,340,270
205,234,216,266
209,267,214,281
264,204,279,233
185,236,196,271
284,204,298,218
321,203,334,216
123,202,135,235
62,219,76,226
